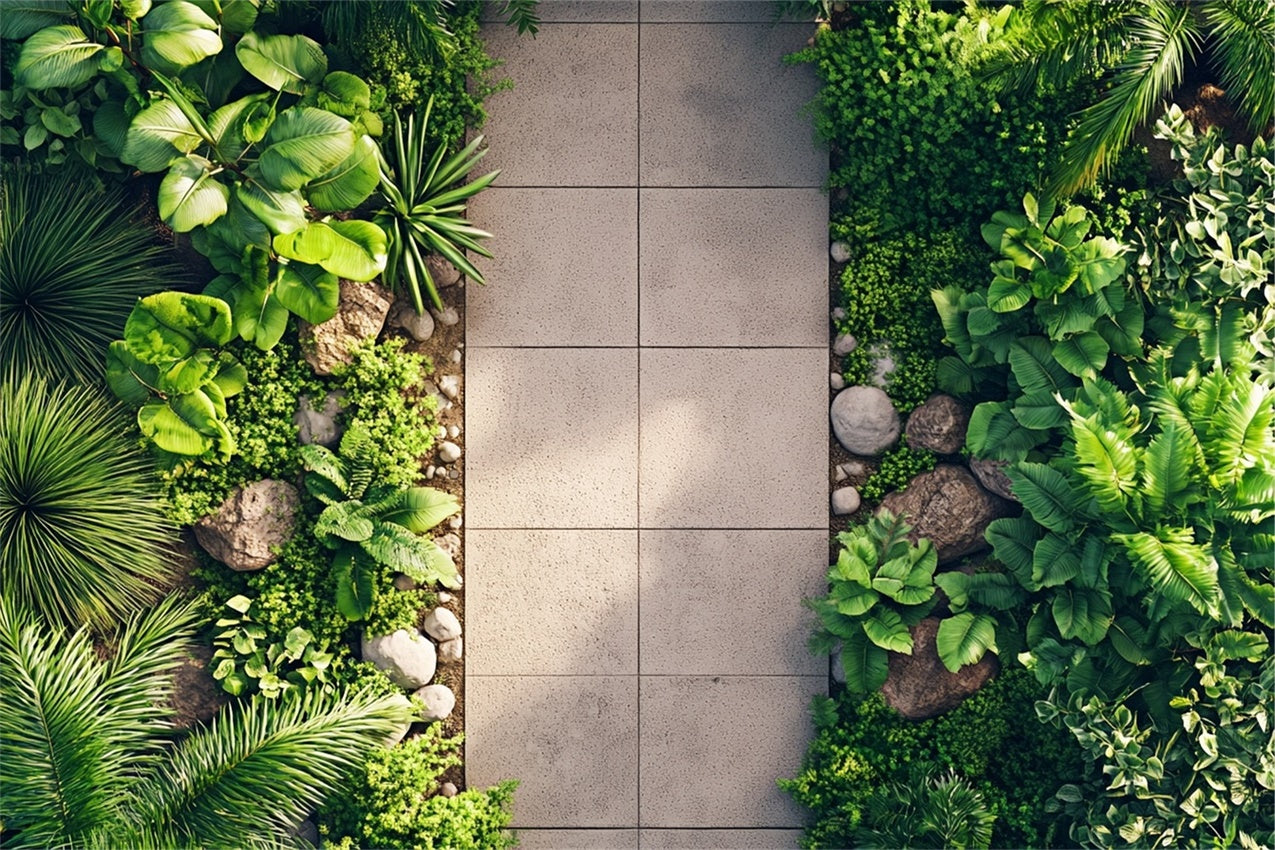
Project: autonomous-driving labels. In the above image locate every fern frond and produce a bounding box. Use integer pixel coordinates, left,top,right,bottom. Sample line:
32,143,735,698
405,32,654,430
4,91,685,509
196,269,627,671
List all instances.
1114,527,1221,614
1141,421,1201,520
1204,0,1275,133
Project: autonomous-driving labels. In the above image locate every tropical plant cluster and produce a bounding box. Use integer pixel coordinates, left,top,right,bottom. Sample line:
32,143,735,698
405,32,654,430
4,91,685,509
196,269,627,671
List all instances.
787,1,1274,847
1,1,526,846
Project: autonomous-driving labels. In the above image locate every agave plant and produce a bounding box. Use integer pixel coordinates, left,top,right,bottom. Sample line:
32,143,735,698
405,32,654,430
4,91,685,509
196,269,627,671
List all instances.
301,424,462,621
0,375,175,631
0,594,411,849
0,168,189,384
373,97,500,314
982,0,1275,195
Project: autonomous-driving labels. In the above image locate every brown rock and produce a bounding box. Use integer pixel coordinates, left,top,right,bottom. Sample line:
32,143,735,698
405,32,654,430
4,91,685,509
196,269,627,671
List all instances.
426,254,462,288
969,457,1018,502
166,643,229,731
881,617,999,720
877,464,1013,563
298,280,393,375
905,394,970,454
194,479,300,570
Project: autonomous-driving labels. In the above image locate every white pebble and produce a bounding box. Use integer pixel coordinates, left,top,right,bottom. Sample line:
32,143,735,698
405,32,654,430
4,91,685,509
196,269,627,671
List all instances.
833,333,857,356
450,349,462,364
830,372,846,390
438,592,454,603
830,241,851,263
438,374,460,400
440,782,458,798
434,468,448,479
447,425,460,439
438,441,461,463
425,465,436,478
448,516,462,530
832,486,861,515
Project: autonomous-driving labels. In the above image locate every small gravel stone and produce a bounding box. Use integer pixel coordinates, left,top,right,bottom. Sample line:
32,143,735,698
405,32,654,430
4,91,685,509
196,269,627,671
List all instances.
831,307,847,322
832,486,862,515
450,349,462,364
425,465,436,479
438,441,461,463
830,241,851,263
448,469,459,479
434,424,447,439
831,648,846,684
839,460,867,477
448,516,462,530
830,372,846,390
424,607,462,641
438,591,454,603
431,306,460,327
833,333,858,356
386,301,435,342
393,574,416,591
447,425,460,439
440,782,458,798
434,468,448,479
833,466,848,483
413,684,456,721
438,375,460,400
435,533,461,559
438,637,463,663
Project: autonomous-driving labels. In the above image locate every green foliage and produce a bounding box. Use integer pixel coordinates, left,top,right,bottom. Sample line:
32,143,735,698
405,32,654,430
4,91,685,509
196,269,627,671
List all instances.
0,592,414,848
0,375,175,631
302,424,461,621
0,167,189,384
374,97,498,313
0,76,126,174
779,668,1085,850
320,724,519,850
332,337,438,489
210,594,335,698
836,231,989,411
790,0,1087,241
106,291,247,462
853,768,995,850
859,440,937,502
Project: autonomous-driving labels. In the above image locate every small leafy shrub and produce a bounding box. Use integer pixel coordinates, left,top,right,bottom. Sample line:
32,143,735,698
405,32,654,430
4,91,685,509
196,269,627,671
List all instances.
0,77,126,175
302,424,461,621
836,231,988,412
779,668,1085,850
0,375,175,631
854,768,995,850
332,338,438,488
0,167,189,384
210,594,335,698
321,723,519,850
858,440,937,502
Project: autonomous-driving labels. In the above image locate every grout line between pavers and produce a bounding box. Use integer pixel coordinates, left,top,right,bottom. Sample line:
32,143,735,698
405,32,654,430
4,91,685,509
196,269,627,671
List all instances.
634,16,642,831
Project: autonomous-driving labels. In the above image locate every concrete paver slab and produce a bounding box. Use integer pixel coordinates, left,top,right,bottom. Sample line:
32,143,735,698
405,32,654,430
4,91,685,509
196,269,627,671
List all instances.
482,24,637,186
639,530,826,675
639,24,824,187
639,348,826,528
469,188,638,346
517,829,640,848
639,676,822,827
639,189,826,346
468,530,638,674
639,829,805,848
467,676,638,827
639,1,779,23
466,348,638,528
484,1,639,22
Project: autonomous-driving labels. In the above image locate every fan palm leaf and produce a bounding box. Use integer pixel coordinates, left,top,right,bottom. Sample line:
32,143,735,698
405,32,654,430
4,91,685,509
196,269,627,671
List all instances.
1204,0,1275,133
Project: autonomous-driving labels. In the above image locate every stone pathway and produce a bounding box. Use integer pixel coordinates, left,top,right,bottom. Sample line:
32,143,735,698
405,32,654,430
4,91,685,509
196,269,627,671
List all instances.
465,2,828,846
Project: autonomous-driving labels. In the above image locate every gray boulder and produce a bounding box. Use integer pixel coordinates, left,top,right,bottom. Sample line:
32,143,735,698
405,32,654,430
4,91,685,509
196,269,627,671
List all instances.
194,480,299,571
298,280,393,376
413,684,456,721
905,394,970,455
830,386,901,456
426,254,462,288
385,300,435,342
438,637,463,663
882,617,999,720
294,392,344,447
969,458,1018,502
877,464,1013,564
362,629,437,689
424,607,462,642
831,486,861,516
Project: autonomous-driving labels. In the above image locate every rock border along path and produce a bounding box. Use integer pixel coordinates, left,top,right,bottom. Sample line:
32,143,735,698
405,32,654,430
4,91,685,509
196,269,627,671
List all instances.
465,3,828,846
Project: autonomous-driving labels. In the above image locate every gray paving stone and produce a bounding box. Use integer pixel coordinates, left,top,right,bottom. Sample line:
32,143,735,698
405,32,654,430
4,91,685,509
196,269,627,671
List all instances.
517,829,640,848
639,829,805,848
639,24,824,186
468,530,638,674
639,676,822,827
639,349,826,528
467,676,638,827
639,189,826,346
639,530,826,675
466,348,638,528
469,188,638,346
481,24,637,185
639,1,780,22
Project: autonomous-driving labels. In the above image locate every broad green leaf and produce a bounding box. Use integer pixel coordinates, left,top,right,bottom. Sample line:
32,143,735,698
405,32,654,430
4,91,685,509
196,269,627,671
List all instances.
105,340,160,406
138,391,221,456
157,349,219,395
158,156,229,232
139,1,221,75
1008,462,1083,533
1,2,74,40
1107,616,1150,665
332,545,375,620
14,25,103,90
236,180,306,235
1052,585,1113,645
256,107,355,191
1142,422,1196,520
831,546,872,586
231,278,288,351
305,134,380,211
1114,528,1221,614
832,583,879,618
1052,332,1109,378
934,572,970,610
124,292,233,364
380,487,461,532
840,629,890,693
935,612,998,673
1012,390,1068,430
1032,532,1082,587
273,220,387,281
316,71,371,117
1008,336,1074,396
188,0,259,33
92,99,130,156
965,572,1026,610
987,274,1032,313
211,353,247,397
274,263,339,324
1069,414,1140,516
121,99,202,172
235,31,326,94
315,502,375,544
207,93,271,161
121,0,152,18
967,401,1045,462
1208,630,1269,662
985,516,1042,588
862,608,912,653
40,105,81,137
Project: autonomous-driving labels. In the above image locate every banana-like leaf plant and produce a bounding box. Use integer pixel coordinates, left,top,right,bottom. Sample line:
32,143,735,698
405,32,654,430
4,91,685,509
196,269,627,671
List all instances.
301,424,462,621
374,97,500,314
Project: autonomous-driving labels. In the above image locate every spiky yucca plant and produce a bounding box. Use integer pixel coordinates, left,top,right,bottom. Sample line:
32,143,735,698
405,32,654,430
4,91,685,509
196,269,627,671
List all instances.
0,375,175,631
0,594,412,849
0,168,190,384
982,0,1275,195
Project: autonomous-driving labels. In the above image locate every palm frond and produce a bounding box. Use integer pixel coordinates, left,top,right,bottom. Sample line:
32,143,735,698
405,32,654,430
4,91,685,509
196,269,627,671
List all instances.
133,688,412,845
1204,0,1275,133
1050,2,1201,195
321,0,456,61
